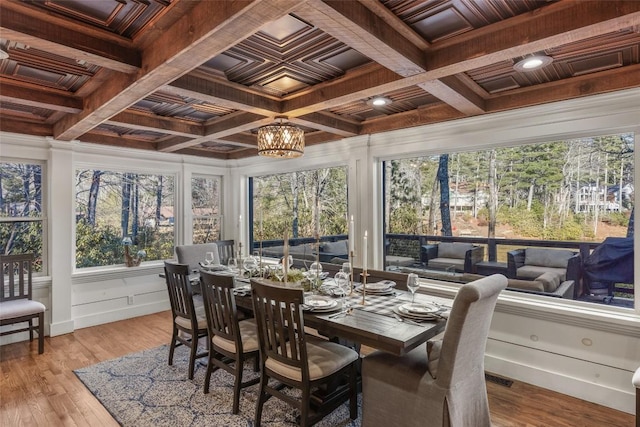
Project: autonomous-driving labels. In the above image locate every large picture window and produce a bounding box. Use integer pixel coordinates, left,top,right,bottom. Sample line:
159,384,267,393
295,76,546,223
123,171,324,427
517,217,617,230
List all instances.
251,166,348,262
384,133,634,308
75,168,175,268
0,160,45,273
191,175,222,244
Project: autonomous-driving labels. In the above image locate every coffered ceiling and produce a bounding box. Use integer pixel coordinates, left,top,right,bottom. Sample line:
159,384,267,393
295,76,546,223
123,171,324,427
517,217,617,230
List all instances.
1,0,639,159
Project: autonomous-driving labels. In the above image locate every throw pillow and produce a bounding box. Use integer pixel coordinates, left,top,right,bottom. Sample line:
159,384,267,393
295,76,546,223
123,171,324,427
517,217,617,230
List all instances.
438,242,473,259
525,248,574,268
426,339,442,379
534,271,562,292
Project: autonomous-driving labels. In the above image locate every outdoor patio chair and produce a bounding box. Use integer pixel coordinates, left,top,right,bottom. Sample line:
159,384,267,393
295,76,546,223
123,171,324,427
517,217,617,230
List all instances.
421,242,485,273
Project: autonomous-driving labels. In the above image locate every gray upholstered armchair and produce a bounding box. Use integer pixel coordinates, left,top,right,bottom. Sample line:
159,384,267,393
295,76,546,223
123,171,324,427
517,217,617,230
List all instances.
362,274,507,427
421,242,484,273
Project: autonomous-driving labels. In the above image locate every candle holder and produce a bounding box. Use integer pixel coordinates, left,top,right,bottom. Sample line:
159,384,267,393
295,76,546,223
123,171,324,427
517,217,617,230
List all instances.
360,270,369,305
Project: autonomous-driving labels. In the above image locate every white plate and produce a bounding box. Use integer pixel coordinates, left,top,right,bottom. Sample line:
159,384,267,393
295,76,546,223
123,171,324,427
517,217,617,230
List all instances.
365,280,396,290
304,295,336,309
398,303,440,318
354,285,394,295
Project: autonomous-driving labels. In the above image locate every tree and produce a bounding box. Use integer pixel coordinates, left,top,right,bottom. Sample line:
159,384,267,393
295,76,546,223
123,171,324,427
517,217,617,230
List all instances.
437,154,452,236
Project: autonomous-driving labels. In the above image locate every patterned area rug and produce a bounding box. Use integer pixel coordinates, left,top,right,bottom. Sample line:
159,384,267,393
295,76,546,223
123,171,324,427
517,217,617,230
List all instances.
74,344,361,427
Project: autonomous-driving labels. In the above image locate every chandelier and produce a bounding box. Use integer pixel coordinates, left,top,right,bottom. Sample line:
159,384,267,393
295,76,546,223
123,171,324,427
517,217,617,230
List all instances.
257,117,304,158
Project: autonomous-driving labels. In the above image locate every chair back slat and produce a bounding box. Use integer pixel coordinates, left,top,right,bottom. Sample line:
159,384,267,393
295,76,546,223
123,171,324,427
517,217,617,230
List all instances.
164,262,195,322
1,254,34,302
251,280,306,372
215,240,236,265
200,272,239,346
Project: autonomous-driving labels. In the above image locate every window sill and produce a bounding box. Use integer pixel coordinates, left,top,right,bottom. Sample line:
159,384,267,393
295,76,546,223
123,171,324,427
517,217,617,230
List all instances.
419,280,640,338
72,262,165,284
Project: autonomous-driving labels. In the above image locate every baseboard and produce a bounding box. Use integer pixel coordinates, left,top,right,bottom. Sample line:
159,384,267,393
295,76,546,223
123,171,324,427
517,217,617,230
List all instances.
49,319,74,337
485,353,635,414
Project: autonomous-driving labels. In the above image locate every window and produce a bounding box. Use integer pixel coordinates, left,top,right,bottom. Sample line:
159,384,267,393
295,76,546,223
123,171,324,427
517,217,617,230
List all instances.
75,168,175,268
191,175,222,244
0,160,46,274
251,166,348,250
384,133,634,308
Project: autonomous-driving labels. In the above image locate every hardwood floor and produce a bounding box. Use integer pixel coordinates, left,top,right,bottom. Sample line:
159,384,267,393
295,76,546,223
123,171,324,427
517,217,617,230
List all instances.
0,311,634,426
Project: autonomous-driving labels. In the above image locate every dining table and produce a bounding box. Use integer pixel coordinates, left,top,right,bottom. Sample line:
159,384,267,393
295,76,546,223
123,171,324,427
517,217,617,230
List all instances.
232,276,450,357
164,266,451,356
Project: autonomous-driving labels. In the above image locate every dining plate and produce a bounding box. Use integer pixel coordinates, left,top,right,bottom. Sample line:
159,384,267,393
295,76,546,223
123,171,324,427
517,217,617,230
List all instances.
364,281,396,290
354,285,394,295
397,303,440,319
304,295,336,308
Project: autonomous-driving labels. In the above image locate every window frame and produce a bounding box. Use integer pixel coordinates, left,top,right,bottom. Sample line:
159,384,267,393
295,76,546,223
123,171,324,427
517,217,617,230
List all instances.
0,157,48,276
378,131,637,314
73,163,178,271
190,173,223,244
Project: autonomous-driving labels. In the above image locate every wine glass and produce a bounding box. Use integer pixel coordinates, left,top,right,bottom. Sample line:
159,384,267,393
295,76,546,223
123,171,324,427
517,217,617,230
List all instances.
333,271,350,316
309,261,323,279
243,256,258,277
227,257,238,273
204,251,215,267
341,261,351,277
407,273,420,304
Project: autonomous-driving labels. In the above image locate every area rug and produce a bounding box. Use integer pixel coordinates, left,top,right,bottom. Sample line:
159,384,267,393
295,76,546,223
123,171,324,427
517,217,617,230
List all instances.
74,344,361,427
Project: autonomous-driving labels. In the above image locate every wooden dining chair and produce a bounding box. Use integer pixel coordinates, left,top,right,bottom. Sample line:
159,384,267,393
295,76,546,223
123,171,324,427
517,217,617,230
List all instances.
200,270,260,414
361,274,507,427
250,279,359,427
163,261,208,379
0,254,46,354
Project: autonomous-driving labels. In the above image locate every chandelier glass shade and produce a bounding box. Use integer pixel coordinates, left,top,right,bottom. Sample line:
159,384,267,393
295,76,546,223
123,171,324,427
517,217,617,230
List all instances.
257,119,304,158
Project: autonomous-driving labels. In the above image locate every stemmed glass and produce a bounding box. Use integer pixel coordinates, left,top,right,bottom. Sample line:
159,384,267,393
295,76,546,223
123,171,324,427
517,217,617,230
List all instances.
242,256,258,277
407,273,420,304
333,271,350,316
227,257,238,274
204,251,215,267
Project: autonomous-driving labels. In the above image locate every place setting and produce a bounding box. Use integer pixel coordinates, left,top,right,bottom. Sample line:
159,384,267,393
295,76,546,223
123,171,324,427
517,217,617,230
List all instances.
354,280,396,296
302,294,342,313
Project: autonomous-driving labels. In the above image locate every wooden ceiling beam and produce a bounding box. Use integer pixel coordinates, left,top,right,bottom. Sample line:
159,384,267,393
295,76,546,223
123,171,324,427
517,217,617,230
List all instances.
157,112,271,152
295,0,425,76
361,104,464,135
0,79,83,113
426,0,640,74
285,1,640,117
166,75,280,116
0,117,52,136
290,112,360,136
79,132,157,151
486,63,640,113
0,6,140,73
107,111,204,138
418,76,486,115
52,0,301,141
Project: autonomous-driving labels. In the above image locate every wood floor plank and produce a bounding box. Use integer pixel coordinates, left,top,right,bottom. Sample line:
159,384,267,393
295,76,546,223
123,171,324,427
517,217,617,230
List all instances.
0,311,634,426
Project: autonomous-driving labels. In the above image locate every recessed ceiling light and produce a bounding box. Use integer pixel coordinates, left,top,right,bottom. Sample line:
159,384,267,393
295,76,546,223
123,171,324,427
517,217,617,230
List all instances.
513,55,553,72
0,46,9,60
367,96,392,107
